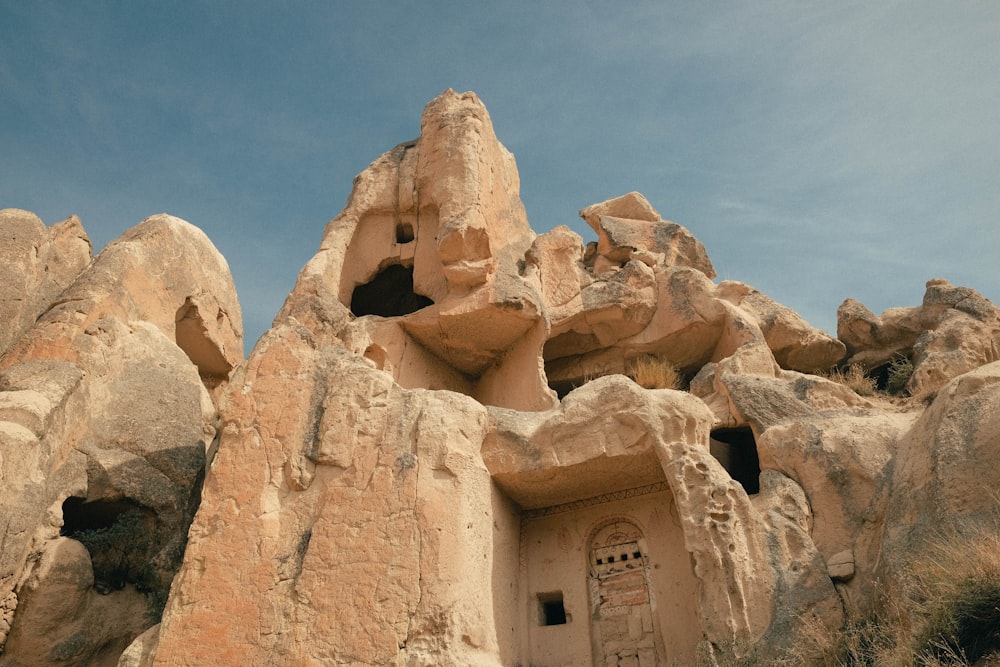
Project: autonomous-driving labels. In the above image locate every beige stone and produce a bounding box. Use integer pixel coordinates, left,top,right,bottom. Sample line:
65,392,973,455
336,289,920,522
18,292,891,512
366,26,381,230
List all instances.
883,361,1000,555
579,192,716,278
1,537,150,666
118,624,159,667
152,338,505,666
278,90,552,412
8,90,1000,666
0,209,92,356
720,282,845,372
838,279,1000,397
0,214,242,662
826,550,855,582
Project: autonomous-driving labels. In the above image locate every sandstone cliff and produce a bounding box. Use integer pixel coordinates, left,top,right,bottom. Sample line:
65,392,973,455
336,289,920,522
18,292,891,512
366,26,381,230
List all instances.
1,91,998,666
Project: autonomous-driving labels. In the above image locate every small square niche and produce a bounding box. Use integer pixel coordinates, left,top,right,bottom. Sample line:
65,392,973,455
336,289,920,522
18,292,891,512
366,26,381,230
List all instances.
537,591,567,626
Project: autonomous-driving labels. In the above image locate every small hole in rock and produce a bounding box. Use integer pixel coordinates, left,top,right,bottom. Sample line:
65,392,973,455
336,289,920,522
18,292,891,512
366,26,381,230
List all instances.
396,222,415,244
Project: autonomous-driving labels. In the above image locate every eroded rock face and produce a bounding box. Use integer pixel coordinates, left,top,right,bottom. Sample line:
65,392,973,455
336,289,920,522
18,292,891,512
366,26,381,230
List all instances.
148,91,890,667
0,209,92,356
579,192,716,279
275,90,549,413
0,214,242,664
882,361,1000,559
838,278,1000,397
5,90,1000,666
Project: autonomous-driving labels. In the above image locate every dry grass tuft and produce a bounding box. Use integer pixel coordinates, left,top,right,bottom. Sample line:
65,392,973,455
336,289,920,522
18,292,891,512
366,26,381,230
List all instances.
627,355,682,390
910,524,1000,665
825,363,878,397
785,515,1000,666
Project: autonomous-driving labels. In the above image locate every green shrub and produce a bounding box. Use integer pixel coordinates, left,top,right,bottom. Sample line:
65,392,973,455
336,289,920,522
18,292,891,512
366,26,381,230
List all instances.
886,357,915,395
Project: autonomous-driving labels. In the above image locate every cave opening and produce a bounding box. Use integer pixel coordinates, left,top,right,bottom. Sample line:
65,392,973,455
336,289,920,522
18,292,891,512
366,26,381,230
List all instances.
60,497,157,594
350,263,433,318
537,591,567,626
709,427,761,495
395,222,415,244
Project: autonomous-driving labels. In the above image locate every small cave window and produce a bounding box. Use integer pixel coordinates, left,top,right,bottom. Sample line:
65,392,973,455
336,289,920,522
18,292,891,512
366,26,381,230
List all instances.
709,427,761,495
537,591,567,626
395,222,415,244
350,263,433,318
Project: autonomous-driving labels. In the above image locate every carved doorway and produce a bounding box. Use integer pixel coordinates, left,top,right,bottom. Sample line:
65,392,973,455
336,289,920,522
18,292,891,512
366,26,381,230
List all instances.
588,518,664,667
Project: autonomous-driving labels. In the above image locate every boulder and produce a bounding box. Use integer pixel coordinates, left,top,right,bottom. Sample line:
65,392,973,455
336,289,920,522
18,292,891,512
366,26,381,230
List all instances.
721,282,845,372
579,192,716,278
837,279,1000,397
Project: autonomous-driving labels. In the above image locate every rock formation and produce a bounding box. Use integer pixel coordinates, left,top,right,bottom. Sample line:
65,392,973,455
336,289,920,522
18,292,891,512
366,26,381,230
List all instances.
0,214,241,665
1,90,998,666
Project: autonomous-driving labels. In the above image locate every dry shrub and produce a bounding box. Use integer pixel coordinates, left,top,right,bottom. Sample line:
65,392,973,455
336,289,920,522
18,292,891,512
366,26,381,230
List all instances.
784,517,1000,666
910,523,1000,665
627,355,682,390
784,605,908,667
826,364,878,397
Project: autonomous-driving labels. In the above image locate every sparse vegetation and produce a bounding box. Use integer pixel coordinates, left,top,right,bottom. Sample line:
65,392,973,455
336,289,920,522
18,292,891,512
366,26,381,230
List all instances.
65,507,166,623
886,357,915,395
823,357,916,399
786,518,1000,666
826,364,878,397
627,355,682,390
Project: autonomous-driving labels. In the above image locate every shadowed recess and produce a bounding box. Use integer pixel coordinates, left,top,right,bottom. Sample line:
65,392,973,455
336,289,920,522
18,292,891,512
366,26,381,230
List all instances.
709,427,761,495
350,263,433,318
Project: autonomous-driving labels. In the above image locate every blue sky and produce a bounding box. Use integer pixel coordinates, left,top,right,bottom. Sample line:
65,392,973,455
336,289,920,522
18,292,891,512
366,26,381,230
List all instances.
2,1,998,348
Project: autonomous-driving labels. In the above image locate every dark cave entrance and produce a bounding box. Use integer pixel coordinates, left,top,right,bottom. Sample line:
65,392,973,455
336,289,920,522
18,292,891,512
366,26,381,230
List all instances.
61,497,147,535
709,427,761,495
395,222,415,244
60,497,157,594
350,263,433,318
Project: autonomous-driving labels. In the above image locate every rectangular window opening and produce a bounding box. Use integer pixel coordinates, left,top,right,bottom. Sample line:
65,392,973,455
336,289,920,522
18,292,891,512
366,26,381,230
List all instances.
537,591,567,626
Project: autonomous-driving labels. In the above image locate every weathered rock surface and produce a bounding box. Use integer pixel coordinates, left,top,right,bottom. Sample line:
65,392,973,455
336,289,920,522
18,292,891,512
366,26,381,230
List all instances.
277,90,549,412
0,214,242,664
882,360,1000,560
146,91,899,666
0,209,92,356
838,278,1000,397
3,90,1000,666
579,192,716,278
